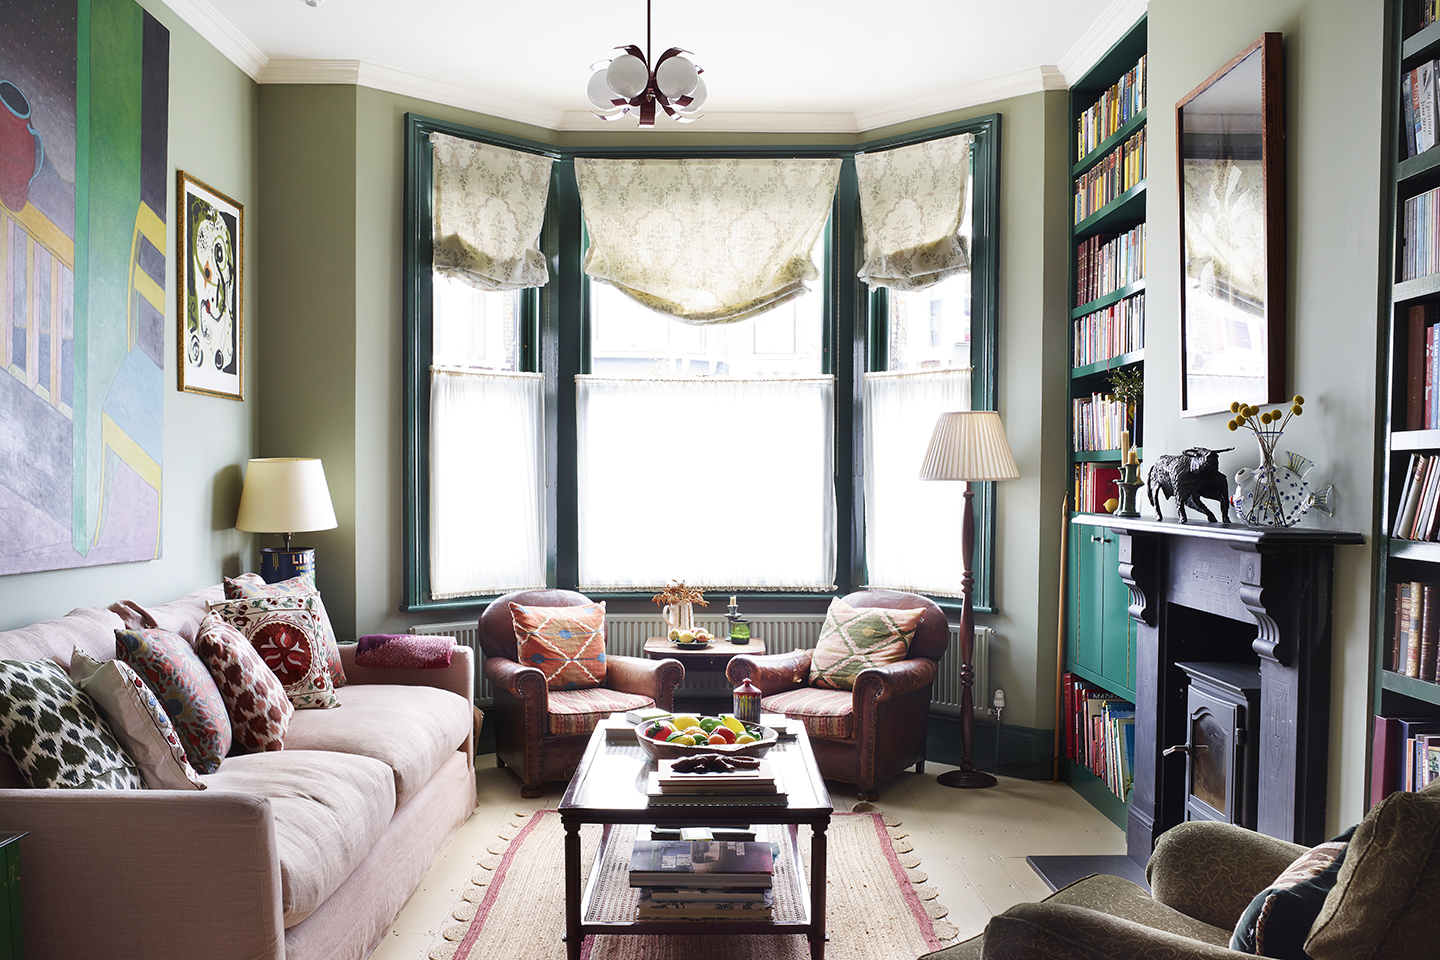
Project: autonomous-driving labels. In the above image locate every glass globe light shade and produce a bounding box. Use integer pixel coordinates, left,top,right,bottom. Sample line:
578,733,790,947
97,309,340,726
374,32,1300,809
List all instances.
588,69,620,110
675,75,707,113
655,56,698,99
606,55,649,99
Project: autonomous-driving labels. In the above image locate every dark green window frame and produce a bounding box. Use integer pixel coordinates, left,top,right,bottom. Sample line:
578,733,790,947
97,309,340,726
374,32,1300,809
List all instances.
402,113,1001,613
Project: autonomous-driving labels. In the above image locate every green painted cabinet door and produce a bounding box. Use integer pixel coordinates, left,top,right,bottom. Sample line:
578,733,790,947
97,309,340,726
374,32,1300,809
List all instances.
1099,533,1136,692
1067,521,1137,699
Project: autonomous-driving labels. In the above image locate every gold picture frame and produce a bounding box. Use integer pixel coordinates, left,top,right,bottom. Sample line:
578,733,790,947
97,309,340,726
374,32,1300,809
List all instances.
176,171,244,399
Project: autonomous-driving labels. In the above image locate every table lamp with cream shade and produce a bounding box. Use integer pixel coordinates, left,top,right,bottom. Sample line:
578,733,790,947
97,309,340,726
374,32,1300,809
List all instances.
919,410,1020,788
235,458,338,584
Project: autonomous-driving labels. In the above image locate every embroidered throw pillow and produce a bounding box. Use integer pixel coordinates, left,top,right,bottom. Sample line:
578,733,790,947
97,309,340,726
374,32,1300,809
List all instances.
116,628,233,774
224,572,346,687
1231,827,1355,958
195,614,294,752
69,651,205,790
510,601,607,690
0,658,142,789
808,597,925,690
211,596,341,709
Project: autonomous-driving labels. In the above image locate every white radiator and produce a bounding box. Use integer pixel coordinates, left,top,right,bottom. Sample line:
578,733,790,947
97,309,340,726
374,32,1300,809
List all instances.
413,616,990,713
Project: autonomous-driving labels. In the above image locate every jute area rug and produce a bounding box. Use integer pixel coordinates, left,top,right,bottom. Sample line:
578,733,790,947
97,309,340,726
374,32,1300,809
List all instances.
428,809,959,960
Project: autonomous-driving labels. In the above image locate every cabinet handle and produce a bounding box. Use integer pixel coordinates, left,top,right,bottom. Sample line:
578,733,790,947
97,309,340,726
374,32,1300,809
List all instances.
1091,535,1103,543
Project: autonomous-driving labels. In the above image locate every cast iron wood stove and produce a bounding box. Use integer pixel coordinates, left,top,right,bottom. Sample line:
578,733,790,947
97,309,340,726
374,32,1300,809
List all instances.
1169,661,1261,829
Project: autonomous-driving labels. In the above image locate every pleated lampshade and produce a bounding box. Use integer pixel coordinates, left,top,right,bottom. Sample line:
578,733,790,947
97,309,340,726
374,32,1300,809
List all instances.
918,411,1020,482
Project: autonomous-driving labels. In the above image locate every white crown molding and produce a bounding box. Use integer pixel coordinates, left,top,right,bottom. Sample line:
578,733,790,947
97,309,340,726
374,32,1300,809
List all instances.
1057,0,1149,86
555,110,862,134
257,59,566,130
162,0,268,80
854,66,1067,132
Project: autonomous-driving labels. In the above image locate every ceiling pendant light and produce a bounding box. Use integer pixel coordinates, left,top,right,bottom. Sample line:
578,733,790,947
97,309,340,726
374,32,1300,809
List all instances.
588,0,706,127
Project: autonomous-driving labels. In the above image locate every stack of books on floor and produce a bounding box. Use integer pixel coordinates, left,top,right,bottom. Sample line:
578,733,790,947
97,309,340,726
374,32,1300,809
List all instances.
645,758,787,806
630,838,776,919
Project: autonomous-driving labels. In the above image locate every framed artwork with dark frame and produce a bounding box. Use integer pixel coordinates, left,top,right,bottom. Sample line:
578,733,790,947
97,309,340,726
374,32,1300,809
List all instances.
1176,33,1285,416
176,171,244,399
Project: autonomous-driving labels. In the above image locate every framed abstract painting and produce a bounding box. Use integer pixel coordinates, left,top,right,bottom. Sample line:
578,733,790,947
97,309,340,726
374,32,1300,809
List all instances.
177,171,244,399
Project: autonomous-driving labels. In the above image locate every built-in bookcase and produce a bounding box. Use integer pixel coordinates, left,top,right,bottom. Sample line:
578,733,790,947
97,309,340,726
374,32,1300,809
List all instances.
1063,15,1147,827
1374,0,1440,805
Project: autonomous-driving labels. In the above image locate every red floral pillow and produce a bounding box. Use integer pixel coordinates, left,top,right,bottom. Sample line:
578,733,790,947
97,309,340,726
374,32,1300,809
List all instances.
510,601,607,690
196,614,294,752
224,573,346,688
210,597,340,709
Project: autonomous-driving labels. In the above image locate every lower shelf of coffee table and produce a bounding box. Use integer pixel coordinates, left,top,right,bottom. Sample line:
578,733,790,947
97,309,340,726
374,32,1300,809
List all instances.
580,822,811,930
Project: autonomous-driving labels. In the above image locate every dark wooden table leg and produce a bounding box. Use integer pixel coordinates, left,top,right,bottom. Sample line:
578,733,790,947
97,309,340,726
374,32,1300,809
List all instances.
810,819,828,960
564,818,582,960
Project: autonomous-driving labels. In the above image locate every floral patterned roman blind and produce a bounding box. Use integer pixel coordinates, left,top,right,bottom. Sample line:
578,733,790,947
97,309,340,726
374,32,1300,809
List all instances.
430,132,552,291
574,157,841,324
855,132,974,291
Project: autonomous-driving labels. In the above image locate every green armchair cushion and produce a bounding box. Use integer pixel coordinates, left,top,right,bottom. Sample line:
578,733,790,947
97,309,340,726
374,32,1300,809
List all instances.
1306,780,1440,960
1228,828,1353,958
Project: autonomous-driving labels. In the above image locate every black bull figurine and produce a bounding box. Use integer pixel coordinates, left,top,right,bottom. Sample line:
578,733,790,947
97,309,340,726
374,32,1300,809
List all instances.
1146,446,1233,523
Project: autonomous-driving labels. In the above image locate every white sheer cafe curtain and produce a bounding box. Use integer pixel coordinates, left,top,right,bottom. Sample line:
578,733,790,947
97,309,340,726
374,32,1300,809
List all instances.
856,133,974,291
429,368,546,599
574,157,841,323
576,376,836,591
863,367,973,595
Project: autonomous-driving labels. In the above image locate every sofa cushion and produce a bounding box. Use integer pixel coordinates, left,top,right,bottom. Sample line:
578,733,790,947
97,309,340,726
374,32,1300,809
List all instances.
0,658,143,789
547,687,652,736
69,651,205,790
1231,829,1353,957
200,749,396,927
0,604,124,666
761,686,854,739
809,597,923,690
115,628,233,774
1306,779,1440,960
511,601,607,689
195,614,294,753
280,684,471,807
224,573,346,687
210,596,340,709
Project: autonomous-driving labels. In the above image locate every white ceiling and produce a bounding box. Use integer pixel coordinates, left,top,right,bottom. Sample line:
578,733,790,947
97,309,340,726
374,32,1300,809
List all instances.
168,0,1149,134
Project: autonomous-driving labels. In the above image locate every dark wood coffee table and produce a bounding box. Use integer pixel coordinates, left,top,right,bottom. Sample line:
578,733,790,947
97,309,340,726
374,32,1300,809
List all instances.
642,636,766,672
558,713,832,960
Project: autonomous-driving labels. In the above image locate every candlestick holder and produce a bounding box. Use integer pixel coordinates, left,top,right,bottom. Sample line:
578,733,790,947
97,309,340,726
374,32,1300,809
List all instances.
1115,461,1142,518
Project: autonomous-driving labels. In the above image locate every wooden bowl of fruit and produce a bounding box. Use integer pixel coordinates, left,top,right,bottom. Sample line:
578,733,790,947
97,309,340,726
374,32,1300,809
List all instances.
635,713,778,762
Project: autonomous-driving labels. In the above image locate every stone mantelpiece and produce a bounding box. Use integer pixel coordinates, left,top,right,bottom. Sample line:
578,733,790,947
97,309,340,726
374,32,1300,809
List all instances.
1072,515,1364,864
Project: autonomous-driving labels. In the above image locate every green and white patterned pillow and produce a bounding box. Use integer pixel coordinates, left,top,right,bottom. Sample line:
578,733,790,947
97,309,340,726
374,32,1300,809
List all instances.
808,598,925,690
0,659,142,789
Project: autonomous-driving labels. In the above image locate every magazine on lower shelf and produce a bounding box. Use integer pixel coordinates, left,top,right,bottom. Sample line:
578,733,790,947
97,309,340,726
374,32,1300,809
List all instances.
636,888,774,919
628,839,775,888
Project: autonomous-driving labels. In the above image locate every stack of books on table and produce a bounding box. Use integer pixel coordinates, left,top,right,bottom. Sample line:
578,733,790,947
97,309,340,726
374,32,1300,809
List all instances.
629,838,776,919
645,758,787,806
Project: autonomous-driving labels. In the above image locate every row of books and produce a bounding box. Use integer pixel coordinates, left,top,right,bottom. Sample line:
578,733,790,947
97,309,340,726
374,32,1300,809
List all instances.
1075,223,1146,309
1401,60,1440,160
646,758,787,807
1390,454,1440,542
1422,1,1440,31
1062,673,1135,801
1073,292,1145,368
1075,55,1147,162
1390,580,1440,682
1074,127,1147,224
630,838,776,919
1371,715,1440,806
1073,462,1122,514
1403,304,1439,430
1072,392,1131,453
1401,183,1440,281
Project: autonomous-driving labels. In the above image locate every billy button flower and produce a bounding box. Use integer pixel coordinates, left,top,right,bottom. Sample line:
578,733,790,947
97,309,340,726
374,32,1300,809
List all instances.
1227,395,1304,434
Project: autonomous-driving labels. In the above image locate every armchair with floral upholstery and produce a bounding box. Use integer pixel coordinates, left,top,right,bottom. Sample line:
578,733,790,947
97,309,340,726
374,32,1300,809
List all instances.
479,589,683,797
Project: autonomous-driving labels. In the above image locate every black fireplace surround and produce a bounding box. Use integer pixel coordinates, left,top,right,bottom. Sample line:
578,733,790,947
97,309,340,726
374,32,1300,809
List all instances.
1072,515,1363,866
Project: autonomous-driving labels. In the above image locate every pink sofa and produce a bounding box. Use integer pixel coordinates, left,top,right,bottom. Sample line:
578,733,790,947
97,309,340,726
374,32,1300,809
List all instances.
0,585,478,960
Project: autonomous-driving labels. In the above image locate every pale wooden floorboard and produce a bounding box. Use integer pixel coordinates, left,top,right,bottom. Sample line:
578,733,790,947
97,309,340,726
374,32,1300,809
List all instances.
367,754,1127,959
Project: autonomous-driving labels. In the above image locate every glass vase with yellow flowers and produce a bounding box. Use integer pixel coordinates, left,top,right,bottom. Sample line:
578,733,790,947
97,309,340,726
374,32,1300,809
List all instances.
1225,395,1333,527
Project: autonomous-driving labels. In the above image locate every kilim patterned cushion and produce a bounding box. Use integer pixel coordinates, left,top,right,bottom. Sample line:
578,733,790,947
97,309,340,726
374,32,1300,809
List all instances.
116,627,234,774
807,597,924,690
196,614,294,753
511,602,608,690
225,573,346,688
546,687,653,736
0,658,143,789
210,597,341,710
761,687,854,739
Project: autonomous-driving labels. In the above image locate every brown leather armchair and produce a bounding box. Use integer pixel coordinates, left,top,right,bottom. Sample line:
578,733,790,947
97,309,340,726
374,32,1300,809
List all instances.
479,589,684,797
725,589,949,801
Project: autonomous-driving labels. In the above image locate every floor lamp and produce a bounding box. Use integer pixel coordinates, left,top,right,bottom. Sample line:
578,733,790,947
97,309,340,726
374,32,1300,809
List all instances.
920,411,1019,788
